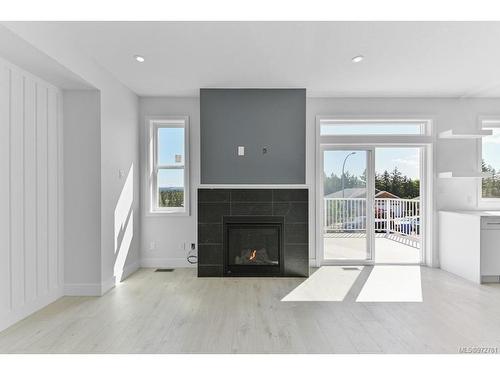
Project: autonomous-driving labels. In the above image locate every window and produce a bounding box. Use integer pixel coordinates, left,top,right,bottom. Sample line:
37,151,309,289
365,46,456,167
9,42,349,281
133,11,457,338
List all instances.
148,117,189,214
319,119,428,136
481,120,500,200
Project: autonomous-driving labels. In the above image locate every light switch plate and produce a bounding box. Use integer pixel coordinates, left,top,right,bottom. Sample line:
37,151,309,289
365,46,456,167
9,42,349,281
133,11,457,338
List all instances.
238,146,245,156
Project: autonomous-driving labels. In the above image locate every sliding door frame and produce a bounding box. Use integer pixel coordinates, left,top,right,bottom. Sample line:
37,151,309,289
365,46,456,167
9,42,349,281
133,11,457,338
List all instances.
315,115,434,267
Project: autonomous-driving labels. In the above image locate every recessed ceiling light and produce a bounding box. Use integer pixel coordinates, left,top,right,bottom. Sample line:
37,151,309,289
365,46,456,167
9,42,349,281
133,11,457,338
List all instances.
352,55,364,63
134,55,145,63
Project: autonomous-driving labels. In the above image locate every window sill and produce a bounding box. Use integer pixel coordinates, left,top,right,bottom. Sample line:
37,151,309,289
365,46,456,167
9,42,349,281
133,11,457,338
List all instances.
146,210,190,218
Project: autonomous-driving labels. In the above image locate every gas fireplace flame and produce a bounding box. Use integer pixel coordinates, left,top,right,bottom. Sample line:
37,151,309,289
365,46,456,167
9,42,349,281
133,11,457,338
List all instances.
249,249,257,261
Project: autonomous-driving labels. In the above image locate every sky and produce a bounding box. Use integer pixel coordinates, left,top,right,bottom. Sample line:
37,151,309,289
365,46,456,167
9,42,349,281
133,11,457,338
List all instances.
483,127,500,171
375,148,420,179
323,147,420,181
158,127,185,188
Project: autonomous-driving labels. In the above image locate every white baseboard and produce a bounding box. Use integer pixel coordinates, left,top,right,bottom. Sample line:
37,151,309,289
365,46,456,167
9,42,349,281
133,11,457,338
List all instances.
64,282,103,296
64,260,141,297
1,262,141,332
121,260,141,280
100,276,116,296
0,287,63,332
141,257,196,269
65,279,115,297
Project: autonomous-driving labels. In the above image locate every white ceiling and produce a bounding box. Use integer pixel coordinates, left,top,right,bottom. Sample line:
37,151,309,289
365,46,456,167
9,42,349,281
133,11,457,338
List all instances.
33,22,500,97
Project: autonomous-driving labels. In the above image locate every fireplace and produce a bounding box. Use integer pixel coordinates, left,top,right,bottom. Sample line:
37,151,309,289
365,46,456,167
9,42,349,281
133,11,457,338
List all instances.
198,188,309,277
223,216,284,276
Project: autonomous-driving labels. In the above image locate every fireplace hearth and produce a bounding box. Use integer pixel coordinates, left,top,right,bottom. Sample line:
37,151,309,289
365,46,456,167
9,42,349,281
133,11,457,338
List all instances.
224,216,284,276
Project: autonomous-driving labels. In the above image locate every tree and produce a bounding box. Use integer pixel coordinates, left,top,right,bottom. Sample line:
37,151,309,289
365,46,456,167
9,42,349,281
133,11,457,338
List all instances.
375,171,389,193
482,159,500,198
159,189,184,207
390,167,403,197
375,169,419,199
323,171,364,196
325,168,420,199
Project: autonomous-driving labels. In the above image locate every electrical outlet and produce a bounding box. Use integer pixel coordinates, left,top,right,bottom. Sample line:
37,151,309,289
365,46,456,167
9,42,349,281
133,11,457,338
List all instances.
149,241,156,250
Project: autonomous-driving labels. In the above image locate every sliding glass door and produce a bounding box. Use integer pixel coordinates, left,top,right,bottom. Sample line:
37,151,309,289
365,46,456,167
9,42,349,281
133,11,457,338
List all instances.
321,147,375,263
320,145,424,265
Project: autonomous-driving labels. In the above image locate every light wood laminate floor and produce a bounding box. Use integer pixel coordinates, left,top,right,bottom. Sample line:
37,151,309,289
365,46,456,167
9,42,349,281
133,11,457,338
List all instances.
1,267,500,354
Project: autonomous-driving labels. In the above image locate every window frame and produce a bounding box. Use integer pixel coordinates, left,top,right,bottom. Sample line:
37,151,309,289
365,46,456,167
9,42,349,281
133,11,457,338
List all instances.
478,118,500,204
147,116,190,216
318,118,431,138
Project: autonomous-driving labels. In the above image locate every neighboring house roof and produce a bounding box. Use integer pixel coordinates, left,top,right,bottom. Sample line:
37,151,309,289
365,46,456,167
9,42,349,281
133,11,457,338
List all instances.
325,188,367,199
374,191,400,199
325,188,400,199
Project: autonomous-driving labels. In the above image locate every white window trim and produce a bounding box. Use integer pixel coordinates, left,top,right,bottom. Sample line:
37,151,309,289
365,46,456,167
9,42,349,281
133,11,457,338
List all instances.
477,118,500,206
146,116,190,216
318,117,432,139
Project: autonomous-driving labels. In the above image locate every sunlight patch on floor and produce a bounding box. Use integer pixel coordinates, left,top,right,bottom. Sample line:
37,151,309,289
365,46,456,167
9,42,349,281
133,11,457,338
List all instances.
356,265,423,302
282,266,362,302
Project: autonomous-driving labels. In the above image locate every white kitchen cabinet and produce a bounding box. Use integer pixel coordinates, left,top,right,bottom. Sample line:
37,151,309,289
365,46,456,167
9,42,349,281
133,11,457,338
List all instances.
439,211,500,284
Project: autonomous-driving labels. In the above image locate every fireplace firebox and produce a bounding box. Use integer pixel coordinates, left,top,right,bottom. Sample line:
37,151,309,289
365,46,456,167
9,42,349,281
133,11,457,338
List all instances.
223,216,284,276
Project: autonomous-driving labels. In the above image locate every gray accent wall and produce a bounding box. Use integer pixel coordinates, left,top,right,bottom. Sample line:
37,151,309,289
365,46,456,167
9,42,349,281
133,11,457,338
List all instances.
200,89,306,184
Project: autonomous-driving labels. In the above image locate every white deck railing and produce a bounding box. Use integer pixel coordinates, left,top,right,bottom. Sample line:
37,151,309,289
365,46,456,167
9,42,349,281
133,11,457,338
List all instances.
324,197,420,239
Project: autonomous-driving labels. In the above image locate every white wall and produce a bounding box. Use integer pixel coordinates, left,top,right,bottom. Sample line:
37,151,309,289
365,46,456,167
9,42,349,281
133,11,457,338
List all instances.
99,81,140,289
139,97,200,267
138,96,500,268
3,23,142,292
0,57,64,331
63,90,102,295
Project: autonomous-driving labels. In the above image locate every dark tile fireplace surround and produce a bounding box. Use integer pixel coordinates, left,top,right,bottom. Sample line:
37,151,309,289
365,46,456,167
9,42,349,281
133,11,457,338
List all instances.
198,189,309,277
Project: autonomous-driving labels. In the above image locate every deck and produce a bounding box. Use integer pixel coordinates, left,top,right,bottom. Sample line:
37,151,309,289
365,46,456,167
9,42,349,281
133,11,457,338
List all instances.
324,232,420,263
